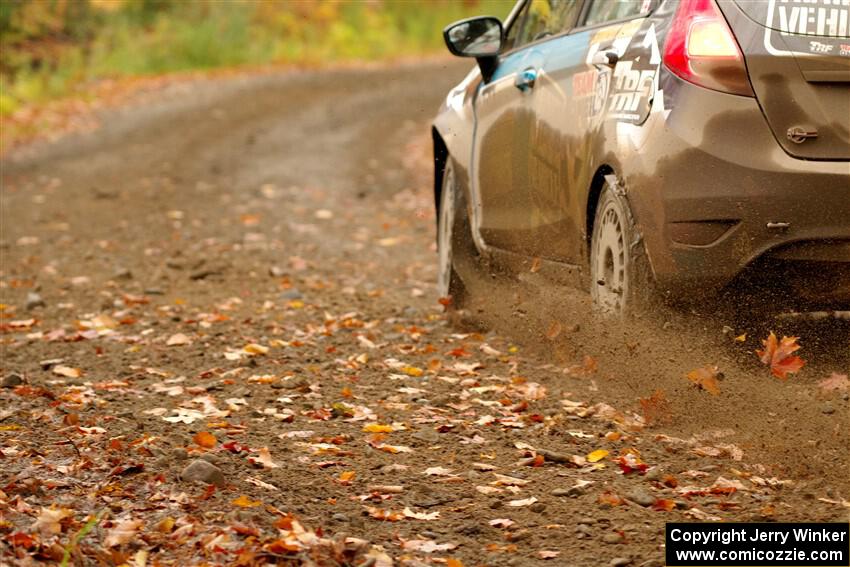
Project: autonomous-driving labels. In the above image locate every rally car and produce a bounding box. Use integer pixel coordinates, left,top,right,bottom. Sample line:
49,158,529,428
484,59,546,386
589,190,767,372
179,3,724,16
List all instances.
433,0,850,314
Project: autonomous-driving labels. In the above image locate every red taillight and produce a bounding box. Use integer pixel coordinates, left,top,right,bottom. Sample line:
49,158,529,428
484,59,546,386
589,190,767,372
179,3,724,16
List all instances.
663,0,753,96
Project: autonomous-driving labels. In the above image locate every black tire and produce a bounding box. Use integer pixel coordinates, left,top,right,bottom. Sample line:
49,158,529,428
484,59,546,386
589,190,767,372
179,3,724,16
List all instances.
437,159,476,309
589,181,655,316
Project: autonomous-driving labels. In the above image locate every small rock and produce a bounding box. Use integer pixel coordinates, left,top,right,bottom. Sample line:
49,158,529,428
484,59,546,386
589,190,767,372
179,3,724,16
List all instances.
154,456,170,469
171,448,188,461
489,499,503,509
566,484,589,497
576,525,594,536
577,517,595,525
332,513,349,522
269,266,287,278
25,293,45,310
1,373,24,388
180,459,225,487
113,267,133,280
610,558,632,567
551,488,571,497
626,487,655,507
200,453,223,465
529,502,547,513
280,289,303,300
822,403,835,415
603,533,624,544
644,468,662,481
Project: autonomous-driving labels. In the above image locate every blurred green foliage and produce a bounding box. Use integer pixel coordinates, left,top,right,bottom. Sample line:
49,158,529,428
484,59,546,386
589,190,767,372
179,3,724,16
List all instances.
0,0,515,115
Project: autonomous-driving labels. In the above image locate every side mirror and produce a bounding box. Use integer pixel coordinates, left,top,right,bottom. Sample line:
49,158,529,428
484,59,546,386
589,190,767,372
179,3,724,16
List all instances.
443,17,503,58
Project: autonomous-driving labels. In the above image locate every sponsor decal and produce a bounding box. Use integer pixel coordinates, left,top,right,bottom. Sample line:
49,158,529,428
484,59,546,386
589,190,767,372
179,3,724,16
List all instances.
773,0,849,37
608,61,656,122
765,0,850,56
840,42,850,54
809,39,835,51
607,24,662,124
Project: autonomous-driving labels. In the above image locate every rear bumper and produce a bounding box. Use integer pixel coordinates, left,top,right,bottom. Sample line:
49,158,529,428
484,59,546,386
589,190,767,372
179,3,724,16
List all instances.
625,73,850,306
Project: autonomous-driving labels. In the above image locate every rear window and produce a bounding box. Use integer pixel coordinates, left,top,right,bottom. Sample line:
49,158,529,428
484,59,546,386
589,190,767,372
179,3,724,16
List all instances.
583,0,651,26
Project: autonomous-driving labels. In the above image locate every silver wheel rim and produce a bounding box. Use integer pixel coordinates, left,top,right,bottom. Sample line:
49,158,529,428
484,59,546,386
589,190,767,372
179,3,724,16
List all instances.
592,200,628,314
437,167,455,299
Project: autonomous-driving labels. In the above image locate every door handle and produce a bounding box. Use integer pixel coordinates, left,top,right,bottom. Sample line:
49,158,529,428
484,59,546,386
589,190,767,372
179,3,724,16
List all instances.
514,68,538,91
592,49,619,67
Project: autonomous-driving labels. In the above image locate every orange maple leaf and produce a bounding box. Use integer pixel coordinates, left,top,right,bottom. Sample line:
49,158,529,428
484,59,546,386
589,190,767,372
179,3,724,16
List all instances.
756,332,805,380
193,431,217,449
686,366,721,395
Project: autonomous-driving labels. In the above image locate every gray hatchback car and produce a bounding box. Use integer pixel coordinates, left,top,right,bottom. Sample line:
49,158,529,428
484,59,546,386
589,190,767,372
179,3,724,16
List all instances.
433,0,850,314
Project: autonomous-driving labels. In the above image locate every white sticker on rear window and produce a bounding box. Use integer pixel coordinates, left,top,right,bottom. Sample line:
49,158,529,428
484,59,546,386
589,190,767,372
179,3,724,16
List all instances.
765,0,850,56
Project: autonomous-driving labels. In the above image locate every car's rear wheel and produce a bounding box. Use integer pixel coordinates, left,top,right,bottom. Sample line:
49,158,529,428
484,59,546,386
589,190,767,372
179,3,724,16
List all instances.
437,160,473,308
590,183,654,315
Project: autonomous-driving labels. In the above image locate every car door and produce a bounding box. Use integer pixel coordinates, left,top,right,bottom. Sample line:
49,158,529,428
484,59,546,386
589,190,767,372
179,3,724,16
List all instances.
472,0,579,254
524,0,656,264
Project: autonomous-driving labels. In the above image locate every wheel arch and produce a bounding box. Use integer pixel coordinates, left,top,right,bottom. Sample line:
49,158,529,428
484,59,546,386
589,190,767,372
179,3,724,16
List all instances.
432,126,449,218
585,164,616,251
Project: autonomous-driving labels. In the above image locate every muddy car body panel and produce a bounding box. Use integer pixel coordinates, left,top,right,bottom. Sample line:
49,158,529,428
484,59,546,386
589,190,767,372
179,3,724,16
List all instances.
433,0,850,307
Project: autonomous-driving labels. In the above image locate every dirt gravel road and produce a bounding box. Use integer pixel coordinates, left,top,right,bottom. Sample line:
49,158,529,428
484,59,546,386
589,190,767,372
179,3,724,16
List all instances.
1,61,848,566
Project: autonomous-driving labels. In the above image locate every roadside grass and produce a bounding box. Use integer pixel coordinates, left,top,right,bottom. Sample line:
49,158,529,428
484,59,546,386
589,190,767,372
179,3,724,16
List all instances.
0,0,515,117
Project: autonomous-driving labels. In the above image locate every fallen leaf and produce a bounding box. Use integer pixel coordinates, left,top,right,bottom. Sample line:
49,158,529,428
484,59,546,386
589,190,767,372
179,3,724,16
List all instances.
371,442,413,454
103,519,142,547
756,332,805,379
338,471,356,485
52,365,81,378
245,477,279,491
401,538,457,552
232,495,263,508
652,498,676,511
249,447,279,469
362,423,394,433
243,343,269,355
423,466,454,476
597,491,625,506
402,507,440,520
538,550,560,559
193,431,216,449
489,518,515,528
365,506,404,521
686,366,721,395
32,507,74,535
507,496,538,507
166,333,191,346
586,449,609,463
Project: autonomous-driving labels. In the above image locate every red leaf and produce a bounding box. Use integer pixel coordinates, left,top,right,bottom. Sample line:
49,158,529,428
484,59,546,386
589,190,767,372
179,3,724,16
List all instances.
756,332,805,379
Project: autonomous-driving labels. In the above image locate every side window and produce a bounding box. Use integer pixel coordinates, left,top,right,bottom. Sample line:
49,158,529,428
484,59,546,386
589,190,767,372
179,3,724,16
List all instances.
505,0,581,50
583,0,650,27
